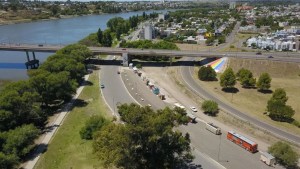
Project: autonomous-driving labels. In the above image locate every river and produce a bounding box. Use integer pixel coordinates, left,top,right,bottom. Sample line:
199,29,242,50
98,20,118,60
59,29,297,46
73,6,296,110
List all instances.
0,9,172,80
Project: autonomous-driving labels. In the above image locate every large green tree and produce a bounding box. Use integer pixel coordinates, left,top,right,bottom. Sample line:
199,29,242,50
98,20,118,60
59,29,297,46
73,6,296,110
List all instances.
80,115,108,140
236,68,256,88
267,88,295,122
198,66,217,81
93,103,193,168
268,142,299,168
102,29,113,47
257,73,272,91
220,67,236,89
97,28,103,44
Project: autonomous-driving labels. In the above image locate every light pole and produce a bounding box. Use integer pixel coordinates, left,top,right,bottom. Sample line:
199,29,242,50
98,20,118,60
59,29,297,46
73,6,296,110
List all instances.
218,134,221,162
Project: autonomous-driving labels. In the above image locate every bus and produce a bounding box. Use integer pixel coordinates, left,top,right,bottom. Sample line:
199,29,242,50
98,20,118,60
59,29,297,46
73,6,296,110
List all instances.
227,131,258,153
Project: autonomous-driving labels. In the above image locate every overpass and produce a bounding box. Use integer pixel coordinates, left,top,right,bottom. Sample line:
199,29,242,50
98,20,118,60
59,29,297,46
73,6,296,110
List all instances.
1,43,300,67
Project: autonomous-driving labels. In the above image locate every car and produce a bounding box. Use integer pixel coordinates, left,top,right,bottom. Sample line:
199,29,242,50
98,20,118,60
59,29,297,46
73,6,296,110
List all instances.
100,84,105,88
256,52,262,55
117,71,120,74
122,48,126,51
38,44,43,47
190,106,198,112
268,56,273,58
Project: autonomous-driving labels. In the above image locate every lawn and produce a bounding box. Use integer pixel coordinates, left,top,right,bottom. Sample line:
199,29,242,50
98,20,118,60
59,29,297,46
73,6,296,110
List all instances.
34,69,112,169
194,58,300,135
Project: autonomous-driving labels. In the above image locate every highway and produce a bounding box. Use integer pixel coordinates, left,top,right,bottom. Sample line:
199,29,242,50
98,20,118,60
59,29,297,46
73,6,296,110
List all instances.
0,43,300,62
118,68,284,169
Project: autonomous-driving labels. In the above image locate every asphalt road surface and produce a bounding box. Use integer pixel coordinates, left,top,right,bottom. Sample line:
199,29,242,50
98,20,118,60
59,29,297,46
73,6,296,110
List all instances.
180,64,300,145
120,69,284,169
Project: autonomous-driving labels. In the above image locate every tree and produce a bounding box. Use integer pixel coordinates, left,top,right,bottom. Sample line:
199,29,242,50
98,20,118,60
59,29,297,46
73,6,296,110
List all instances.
236,68,256,88
268,142,299,168
80,115,108,140
93,103,193,168
0,124,40,157
257,73,271,91
267,88,295,122
0,152,18,169
220,67,236,89
198,66,217,81
102,29,113,47
201,100,218,116
97,28,103,44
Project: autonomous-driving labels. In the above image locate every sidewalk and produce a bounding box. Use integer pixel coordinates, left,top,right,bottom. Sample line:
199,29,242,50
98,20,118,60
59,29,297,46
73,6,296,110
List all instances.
23,74,89,169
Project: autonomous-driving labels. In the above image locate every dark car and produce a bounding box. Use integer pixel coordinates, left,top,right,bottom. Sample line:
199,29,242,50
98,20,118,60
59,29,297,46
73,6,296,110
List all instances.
38,44,43,47
100,84,105,88
122,48,126,51
268,56,273,58
256,52,262,55
117,71,120,74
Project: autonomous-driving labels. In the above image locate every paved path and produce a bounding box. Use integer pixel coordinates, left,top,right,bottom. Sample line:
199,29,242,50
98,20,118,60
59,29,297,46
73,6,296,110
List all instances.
24,74,89,169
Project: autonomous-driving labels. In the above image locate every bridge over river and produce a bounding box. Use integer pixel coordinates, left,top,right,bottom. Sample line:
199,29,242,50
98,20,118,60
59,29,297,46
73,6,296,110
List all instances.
0,43,300,67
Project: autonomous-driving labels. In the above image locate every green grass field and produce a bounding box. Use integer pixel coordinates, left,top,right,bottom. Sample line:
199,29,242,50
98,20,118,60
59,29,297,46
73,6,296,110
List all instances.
194,58,300,135
34,70,112,169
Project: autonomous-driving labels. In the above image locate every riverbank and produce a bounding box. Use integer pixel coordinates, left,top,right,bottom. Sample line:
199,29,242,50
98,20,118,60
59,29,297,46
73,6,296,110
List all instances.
0,14,95,26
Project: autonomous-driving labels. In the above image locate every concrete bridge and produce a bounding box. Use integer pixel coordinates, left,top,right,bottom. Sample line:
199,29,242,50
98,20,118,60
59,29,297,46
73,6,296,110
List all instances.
1,43,300,67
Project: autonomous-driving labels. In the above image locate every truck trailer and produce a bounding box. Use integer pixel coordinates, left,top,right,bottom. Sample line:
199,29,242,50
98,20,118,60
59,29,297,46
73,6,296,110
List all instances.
206,123,222,135
260,151,275,166
227,131,258,153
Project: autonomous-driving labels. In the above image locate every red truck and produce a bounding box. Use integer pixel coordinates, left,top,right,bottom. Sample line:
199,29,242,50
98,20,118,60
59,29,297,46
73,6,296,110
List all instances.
227,131,258,153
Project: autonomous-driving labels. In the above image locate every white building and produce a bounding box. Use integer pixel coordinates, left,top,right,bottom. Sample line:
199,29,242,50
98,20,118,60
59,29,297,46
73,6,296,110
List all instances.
158,14,165,22
229,1,236,9
144,24,153,40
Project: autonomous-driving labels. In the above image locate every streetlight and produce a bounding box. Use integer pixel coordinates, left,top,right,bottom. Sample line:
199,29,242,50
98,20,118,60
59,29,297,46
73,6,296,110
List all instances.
218,134,221,162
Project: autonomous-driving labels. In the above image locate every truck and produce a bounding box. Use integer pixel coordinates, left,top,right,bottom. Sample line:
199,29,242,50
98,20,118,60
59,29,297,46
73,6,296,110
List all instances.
186,112,196,123
206,123,221,135
260,152,275,166
174,103,185,110
227,131,258,153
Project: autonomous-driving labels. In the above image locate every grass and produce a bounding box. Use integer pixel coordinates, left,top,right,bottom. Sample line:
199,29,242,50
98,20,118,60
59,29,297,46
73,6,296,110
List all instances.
193,58,300,135
219,33,259,52
34,69,112,169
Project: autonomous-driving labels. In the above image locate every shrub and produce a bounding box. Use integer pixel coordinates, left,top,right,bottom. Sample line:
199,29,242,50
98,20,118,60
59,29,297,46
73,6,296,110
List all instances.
201,100,218,116
80,115,108,140
198,66,217,81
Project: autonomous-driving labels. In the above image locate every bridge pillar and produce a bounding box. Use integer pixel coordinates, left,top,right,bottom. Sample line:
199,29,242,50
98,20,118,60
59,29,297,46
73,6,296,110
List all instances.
24,50,39,69
26,51,30,62
169,57,172,66
122,53,130,67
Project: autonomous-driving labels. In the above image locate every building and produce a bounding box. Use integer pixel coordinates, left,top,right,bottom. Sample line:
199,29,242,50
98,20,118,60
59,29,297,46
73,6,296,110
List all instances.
144,24,153,40
158,14,165,22
229,1,236,9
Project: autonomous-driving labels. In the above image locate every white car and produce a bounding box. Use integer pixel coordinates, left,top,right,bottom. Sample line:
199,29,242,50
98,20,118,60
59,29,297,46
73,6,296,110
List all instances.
190,106,198,112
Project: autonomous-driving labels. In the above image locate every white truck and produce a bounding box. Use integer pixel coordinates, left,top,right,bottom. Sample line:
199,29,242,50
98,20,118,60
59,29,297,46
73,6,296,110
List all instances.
260,152,275,166
206,123,222,135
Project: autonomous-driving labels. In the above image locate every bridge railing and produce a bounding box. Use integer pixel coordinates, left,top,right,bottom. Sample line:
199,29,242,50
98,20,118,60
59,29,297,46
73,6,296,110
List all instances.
0,42,66,47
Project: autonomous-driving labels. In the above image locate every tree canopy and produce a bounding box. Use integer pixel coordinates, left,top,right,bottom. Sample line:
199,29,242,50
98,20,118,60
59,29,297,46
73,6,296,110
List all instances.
267,88,295,122
257,73,272,91
0,44,91,168
268,142,299,168
198,66,217,81
93,103,193,168
201,100,218,116
220,67,236,89
236,68,256,88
